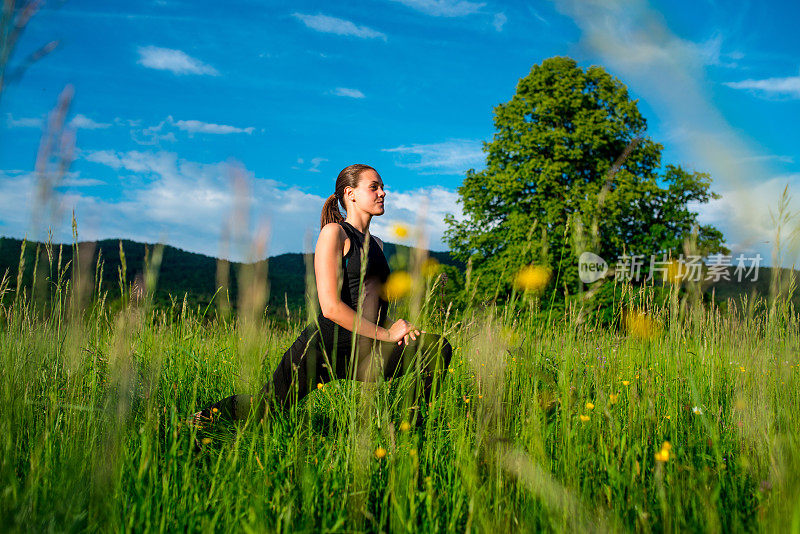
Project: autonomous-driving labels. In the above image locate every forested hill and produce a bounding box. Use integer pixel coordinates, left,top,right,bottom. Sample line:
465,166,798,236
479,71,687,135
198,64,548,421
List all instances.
2,236,797,318
0,236,463,317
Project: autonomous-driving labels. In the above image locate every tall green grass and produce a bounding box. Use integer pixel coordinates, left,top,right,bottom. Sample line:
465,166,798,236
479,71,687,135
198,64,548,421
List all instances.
1,234,798,533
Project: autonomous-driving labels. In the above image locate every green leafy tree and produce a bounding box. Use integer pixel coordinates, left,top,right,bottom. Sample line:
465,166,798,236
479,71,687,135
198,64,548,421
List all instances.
444,56,725,300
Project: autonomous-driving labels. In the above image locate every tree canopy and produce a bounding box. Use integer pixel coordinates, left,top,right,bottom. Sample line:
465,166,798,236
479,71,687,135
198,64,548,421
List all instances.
444,56,725,301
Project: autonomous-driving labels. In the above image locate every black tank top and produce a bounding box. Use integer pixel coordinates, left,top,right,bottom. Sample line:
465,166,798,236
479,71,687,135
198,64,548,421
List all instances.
315,220,391,347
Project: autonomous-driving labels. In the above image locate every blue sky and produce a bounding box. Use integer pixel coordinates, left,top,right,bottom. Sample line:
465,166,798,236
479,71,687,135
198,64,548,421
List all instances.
1,0,799,265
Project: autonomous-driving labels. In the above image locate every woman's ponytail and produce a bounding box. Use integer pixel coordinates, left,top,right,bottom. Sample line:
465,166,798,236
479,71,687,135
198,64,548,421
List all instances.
320,193,344,229
320,164,379,230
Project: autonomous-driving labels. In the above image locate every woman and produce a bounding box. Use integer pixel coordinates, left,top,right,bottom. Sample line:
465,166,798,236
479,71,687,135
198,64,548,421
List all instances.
192,164,453,437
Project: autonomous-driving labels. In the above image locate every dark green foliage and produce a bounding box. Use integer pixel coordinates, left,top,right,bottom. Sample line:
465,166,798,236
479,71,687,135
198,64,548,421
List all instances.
445,56,726,301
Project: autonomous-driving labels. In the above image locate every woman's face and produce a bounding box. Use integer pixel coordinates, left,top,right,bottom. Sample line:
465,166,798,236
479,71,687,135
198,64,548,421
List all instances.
345,170,385,216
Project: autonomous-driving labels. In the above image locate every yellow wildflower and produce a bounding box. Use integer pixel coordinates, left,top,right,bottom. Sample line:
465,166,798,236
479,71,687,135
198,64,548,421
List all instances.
625,310,661,339
390,222,410,239
664,259,685,284
514,265,552,292
609,393,618,404
421,257,441,278
381,271,413,300
655,441,671,462
399,421,411,432
317,383,324,390
579,415,590,422
622,380,630,386
202,437,212,445
585,402,595,410
375,447,387,460
409,448,417,457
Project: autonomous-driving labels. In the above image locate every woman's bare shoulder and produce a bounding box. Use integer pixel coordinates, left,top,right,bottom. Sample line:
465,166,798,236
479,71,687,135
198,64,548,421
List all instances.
319,222,351,256
319,222,345,241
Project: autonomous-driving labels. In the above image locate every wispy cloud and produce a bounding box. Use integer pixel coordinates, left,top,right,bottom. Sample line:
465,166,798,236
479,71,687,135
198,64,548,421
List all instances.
527,6,549,25
137,46,219,75
174,119,255,135
293,157,328,173
292,13,387,40
725,72,800,99
69,114,111,130
383,139,485,175
737,154,795,164
389,0,485,17
6,114,43,128
332,87,365,98
493,12,507,32
127,116,254,145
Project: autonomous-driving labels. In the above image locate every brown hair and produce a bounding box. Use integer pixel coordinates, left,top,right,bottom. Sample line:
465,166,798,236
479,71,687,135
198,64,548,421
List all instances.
320,163,379,229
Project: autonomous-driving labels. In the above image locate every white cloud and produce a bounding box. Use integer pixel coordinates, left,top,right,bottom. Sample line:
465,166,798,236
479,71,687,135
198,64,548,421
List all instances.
137,46,219,76
126,116,254,145
61,176,106,187
493,12,507,32
527,6,549,25
174,119,255,135
725,73,800,99
292,13,387,40
1,154,464,259
332,87,366,99
370,186,463,251
308,157,327,173
4,149,323,259
6,114,43,128
690,174,800,267
292,157,328,173
383,139,485,175
70,114,111,130
389,0,485,17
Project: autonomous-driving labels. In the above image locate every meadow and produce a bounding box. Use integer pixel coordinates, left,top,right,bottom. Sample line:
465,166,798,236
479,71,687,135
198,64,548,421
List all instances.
0,240,799,533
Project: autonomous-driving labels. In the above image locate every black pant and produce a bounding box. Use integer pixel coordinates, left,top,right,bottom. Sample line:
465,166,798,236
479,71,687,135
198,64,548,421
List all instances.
198,323,453,424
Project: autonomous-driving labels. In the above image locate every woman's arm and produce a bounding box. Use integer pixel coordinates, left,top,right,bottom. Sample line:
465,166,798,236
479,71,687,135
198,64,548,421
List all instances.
315,223,417,345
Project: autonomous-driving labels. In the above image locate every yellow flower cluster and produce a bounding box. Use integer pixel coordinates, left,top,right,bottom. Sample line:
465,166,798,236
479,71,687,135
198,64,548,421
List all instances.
654,442,671,462
381,271,412,300
514,265,552,292
625,311,661,339
390,222,410,239
422,258,441,278
664,260,685,284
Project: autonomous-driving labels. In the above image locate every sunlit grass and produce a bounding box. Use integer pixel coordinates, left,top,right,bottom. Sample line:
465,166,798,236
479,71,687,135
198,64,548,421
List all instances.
1,235,799,533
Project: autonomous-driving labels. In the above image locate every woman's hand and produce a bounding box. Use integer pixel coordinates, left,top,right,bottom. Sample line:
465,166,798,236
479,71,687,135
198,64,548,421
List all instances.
387,319,422,346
